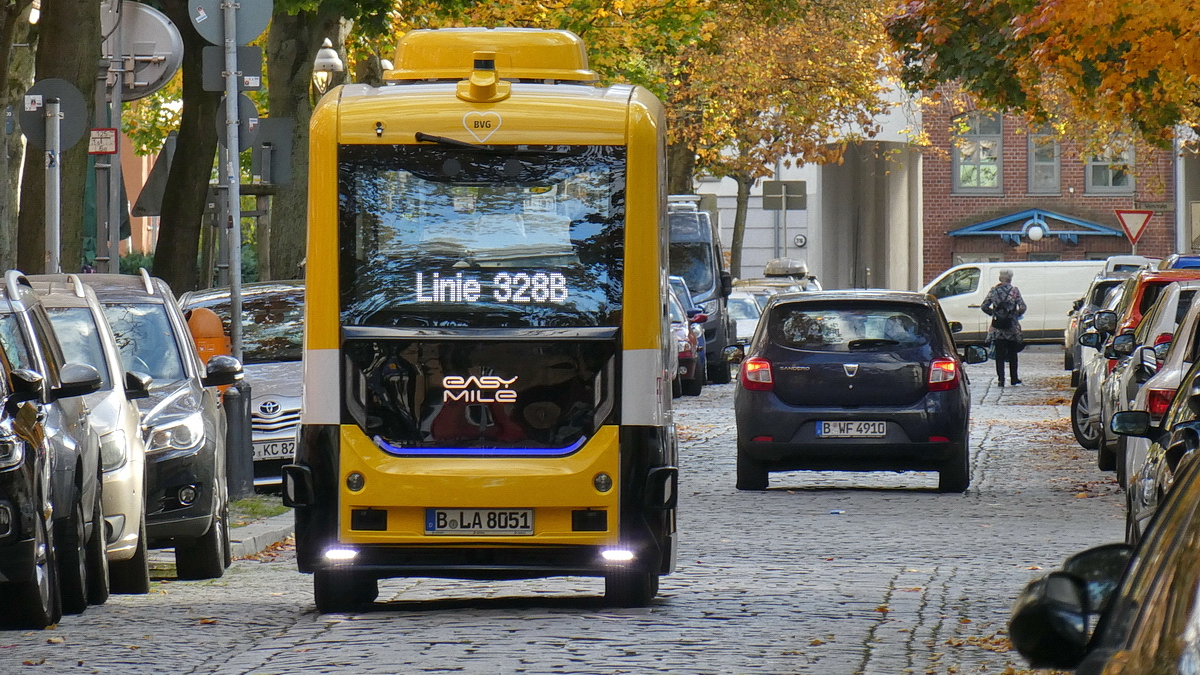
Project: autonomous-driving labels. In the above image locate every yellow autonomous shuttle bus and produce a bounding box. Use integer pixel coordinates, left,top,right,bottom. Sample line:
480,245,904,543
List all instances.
282,28,678,611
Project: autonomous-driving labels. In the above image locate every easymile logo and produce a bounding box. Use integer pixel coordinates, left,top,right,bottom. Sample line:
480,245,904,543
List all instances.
443,375,518,403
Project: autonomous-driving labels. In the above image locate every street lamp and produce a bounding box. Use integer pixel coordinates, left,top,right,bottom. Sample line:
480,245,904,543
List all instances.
312,38,344,94
1027,224,1045,242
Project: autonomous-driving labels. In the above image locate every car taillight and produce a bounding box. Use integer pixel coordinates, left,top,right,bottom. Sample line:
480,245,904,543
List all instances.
1155,332,1173,347
928,358,959,392
1107,358,1117,373
741,357,773,391
1148,388,1175,420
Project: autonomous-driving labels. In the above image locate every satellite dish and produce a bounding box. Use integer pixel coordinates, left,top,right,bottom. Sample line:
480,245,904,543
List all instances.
101,1,183,101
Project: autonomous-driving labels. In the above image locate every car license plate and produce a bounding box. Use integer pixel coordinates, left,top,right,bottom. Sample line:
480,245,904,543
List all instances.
424,509,534,536
817,421,887,438
252,440,296,461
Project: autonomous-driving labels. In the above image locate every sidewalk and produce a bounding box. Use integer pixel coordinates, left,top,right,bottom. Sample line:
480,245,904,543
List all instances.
230,509,294,559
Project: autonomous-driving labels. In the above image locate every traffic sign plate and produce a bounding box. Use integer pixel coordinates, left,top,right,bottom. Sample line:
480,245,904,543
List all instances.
1115,209,1154,245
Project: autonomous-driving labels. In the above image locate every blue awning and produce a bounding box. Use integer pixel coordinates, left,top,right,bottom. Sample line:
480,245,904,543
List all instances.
947,208,1122,245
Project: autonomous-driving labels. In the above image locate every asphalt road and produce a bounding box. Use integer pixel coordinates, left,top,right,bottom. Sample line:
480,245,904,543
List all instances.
1,345,1122,674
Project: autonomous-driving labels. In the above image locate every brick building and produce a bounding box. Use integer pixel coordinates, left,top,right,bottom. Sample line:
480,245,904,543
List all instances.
921,101,1176,285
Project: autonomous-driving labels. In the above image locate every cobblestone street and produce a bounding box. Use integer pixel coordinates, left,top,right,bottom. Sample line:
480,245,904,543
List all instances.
1,346,1122,674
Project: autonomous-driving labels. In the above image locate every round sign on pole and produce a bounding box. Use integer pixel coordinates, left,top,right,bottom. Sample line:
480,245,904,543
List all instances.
101,1,184,101
188,0,271,46
19,79,88,150
216,94,260,152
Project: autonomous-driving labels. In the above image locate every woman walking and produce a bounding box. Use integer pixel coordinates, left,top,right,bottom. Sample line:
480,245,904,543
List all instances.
981,269,1027,387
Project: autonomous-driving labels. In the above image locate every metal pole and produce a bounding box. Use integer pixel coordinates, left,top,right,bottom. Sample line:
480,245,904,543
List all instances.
94,60,111,272
781,183,788,260
44,98,61,274
223,0,243,362
108,19,123,274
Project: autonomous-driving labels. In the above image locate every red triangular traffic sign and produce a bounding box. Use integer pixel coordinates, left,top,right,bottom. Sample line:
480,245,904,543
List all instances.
1115,209,1154,245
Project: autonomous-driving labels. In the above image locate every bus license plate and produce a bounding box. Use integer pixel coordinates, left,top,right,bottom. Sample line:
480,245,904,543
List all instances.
425,509,534,536
817,421,887,438
253,440,295,461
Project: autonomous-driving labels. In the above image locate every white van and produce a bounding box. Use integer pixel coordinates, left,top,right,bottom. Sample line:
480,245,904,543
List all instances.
922,260,1107,344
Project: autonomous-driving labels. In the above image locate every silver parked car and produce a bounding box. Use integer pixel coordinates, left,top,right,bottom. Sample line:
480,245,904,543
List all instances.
179,281,303,488
29,275,152,594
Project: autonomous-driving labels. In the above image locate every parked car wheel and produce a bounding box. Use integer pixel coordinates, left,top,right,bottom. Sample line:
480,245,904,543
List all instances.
671,374,682,399
313,569,378,613
1,507,61,629
1115,437,1129,489
938,442,970,493
1071,386,1101,450
109,515,150,594
1071,369,1080,388
175,506,227,580
604,566,658,607
1125,489,1142,546
57,496,89,614
85,483,109,606
682,359,705,396
709,357,732,384
736,448,769,491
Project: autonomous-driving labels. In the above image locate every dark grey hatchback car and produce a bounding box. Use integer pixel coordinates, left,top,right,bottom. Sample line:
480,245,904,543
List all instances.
733,290,986,493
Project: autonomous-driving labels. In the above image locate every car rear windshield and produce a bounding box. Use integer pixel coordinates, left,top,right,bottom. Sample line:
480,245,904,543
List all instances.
767,302,935,352
183,291,303,364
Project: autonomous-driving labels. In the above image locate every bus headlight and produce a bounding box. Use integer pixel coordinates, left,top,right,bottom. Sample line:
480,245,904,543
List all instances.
146,413,204,454
593,473,613,492
601,549,635,562
99,430,127,472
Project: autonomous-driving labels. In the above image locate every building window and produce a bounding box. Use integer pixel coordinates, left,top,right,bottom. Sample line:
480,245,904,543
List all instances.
952,111,1002,194
1086,147,1134,194
1028,127,1060,194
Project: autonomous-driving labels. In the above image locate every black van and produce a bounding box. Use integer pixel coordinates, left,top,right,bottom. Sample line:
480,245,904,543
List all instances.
668,197,734,383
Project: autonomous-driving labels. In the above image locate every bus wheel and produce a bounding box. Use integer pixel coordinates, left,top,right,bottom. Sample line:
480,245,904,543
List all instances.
314,570,378,614
604,568,658,607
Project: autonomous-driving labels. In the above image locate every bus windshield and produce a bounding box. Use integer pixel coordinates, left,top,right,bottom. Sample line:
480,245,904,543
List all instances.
339,144,626,328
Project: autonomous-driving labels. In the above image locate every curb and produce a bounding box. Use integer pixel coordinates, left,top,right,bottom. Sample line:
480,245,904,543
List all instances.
230,509,295,559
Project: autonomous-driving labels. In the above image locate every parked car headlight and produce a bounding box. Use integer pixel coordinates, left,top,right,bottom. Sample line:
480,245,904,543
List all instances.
99,429,127,472
699,300,719,316
146,413,204,454
0,437,22,470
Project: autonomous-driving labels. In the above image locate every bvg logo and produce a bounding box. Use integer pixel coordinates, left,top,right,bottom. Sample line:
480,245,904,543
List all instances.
463,111,502,142
443,375,517,403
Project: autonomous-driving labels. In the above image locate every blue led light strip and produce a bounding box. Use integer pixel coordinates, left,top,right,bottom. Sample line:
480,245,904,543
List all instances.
374,435,587,457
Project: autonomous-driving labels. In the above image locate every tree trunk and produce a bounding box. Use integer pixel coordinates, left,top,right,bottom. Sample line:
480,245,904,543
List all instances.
16,0,98,274
152,0,220,292
264,7,342,280
0,3,34,270
730,172,752,278
667,142,696,195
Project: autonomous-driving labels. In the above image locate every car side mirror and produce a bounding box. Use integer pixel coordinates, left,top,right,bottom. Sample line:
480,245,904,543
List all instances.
1062,542,1133,614
720,271,733,298
689,313,708,324
723,345,744,364
1078,332,1101,350
1111,332,1136,356
1008,571,1090,669
1135,346,1159,383
947,321,963,334
1093,310,1118,334
124,370,152,400
962,345,988,364
53,363,102,399
1072,298,1084,312
8,368,45,404
202,354,243,388
1110,410,1153,437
